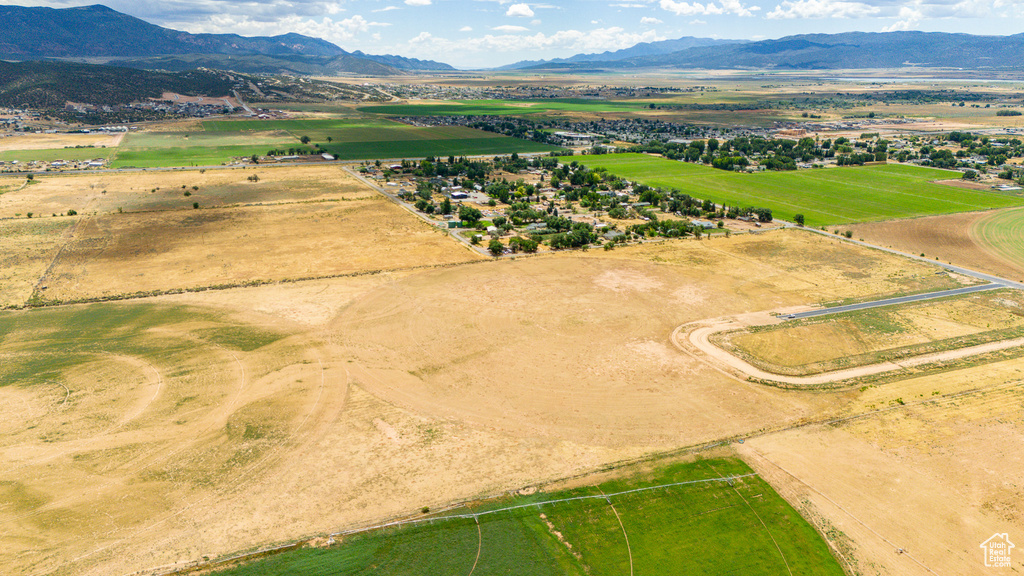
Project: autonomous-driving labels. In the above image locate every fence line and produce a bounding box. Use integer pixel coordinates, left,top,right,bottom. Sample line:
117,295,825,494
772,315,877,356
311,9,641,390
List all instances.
330,473,758,538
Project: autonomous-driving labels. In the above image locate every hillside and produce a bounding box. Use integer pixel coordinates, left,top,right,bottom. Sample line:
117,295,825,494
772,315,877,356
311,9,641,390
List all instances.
0,4,454,73
120,54,404,77
0,60,233,108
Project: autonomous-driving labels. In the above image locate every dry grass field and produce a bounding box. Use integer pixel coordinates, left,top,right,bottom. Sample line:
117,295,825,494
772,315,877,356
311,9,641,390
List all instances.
848,208,1024,282
0,218,73,307
3,161,1023,576
0,166,478,306
0,132,124,152
0,165,376,219
716,289,1024,376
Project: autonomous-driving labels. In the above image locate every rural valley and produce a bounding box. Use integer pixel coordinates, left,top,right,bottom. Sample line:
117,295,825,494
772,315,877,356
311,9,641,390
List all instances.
2,3,1024,576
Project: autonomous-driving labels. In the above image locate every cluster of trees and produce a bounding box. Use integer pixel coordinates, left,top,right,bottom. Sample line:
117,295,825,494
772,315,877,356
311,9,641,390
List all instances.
549,223,598,249
627,136,835,172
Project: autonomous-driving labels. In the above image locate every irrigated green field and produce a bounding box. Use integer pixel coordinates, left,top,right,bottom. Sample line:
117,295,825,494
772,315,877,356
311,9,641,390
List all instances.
110,118,560,167
0,147,115,163
360,98,647,117
973,207,1024,269
583,153,1024,226
111,131,309,168
210,458,845,576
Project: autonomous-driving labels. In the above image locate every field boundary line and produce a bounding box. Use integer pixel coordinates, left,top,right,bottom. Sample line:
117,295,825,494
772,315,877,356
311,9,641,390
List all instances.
330,473,758,538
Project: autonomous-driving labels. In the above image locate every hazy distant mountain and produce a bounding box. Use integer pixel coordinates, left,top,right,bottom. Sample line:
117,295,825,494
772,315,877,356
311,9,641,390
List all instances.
0,4,454,74
537,31,1024,71
350,51,454,72
500,36,746,70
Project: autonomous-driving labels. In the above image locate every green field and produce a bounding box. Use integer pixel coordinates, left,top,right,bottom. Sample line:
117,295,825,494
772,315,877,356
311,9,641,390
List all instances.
583,153,1024,226
108,119,559,167
974,207,1024,268
210,458,845,576
360,98,648,117
0,147,114,163
110,131,310,168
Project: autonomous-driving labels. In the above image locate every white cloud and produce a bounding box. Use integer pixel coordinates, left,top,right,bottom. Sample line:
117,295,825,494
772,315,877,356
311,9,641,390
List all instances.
405,0,431,5
460,25,474,31
766,0,881,19
506,3,535,17
641,16,663,23
373,6,400,12
689,18,707,23
660,0,760,17
406,26,663,56
177,14,388,42
493,24,530,31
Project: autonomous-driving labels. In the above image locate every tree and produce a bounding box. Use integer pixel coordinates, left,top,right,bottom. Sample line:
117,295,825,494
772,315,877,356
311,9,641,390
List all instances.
488,239,504,256
441,197,452,215
793,213,805,226
326,136,333,144
250,154,259,164
300,135,311,145
193,202,199,209
458,205,482,224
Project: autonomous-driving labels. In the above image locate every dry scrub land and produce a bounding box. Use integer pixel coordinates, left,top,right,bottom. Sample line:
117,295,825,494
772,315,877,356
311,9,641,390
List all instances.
1,164,1022,576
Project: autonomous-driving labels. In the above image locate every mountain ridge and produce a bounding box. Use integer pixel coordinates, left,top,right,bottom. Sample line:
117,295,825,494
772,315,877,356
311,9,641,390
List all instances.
518,31,1024,71
0,4,454,74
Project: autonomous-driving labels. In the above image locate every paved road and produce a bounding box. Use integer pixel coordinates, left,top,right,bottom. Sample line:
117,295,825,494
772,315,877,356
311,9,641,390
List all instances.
785,282,1003,320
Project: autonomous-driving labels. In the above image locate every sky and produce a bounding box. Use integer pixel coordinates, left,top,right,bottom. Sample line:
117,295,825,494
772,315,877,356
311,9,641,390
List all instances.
12,0,1024,68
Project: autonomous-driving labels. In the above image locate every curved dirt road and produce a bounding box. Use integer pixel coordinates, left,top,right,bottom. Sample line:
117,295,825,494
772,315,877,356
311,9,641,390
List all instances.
674,317,1024,387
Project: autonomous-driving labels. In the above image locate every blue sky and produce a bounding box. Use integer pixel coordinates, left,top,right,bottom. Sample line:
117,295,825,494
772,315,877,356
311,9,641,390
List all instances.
15,0,1024,68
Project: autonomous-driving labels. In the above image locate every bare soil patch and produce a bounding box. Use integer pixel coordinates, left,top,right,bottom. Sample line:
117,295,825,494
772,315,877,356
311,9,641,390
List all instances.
739,355,1024,576
848,210,1024,281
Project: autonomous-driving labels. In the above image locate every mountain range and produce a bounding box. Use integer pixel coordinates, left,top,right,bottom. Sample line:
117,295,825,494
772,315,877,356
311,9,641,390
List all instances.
516,31,1024,71
500,37,748,70
3,5,1024,75
0,4,453,75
